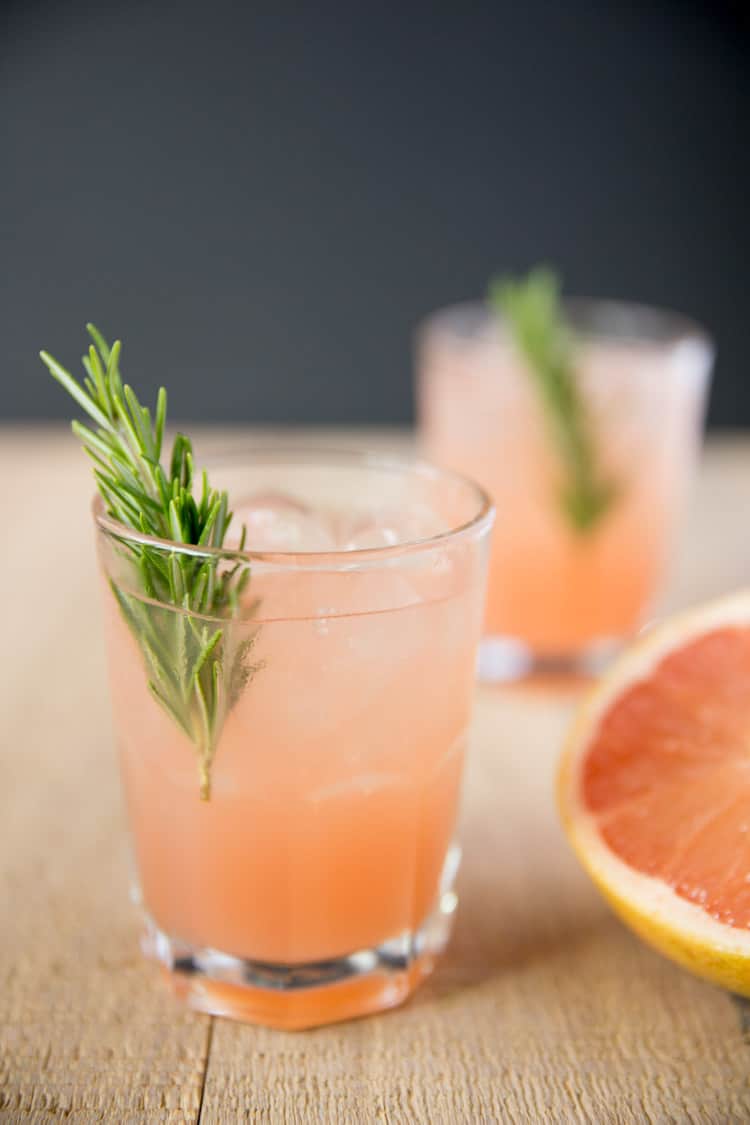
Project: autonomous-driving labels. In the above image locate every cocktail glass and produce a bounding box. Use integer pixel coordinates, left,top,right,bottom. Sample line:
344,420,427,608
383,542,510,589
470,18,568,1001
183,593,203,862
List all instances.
416,299,713,680
95,450,493,1028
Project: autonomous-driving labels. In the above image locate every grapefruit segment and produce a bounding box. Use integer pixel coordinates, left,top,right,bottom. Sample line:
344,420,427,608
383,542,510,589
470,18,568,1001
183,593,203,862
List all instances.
558,592,750,995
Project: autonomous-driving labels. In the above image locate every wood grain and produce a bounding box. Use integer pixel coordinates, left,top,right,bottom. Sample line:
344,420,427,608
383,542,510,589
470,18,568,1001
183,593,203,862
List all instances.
2,427,749,1124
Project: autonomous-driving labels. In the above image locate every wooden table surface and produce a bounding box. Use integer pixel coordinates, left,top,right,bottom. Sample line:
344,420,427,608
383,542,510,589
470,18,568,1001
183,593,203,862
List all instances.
3,427,750,1124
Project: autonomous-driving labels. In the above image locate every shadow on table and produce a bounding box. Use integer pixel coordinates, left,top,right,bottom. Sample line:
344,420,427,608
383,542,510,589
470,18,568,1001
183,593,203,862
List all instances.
479,671,596,701
412,895,611,1008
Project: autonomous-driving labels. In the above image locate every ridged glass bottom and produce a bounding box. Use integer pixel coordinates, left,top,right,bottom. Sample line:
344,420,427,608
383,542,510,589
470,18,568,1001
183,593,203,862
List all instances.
477,634,624,683
140,846,460,1029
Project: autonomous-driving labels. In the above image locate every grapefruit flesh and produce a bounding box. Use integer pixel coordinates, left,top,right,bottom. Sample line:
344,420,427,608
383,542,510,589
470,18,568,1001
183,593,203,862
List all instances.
559,594,750,994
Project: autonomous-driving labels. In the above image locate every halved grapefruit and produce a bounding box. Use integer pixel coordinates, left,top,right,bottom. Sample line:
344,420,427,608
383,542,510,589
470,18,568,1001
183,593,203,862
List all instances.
558,592,750,996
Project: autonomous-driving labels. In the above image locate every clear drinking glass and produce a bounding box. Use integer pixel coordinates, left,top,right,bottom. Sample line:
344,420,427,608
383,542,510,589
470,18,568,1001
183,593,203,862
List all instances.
416,299,713,679
95,450,493,1028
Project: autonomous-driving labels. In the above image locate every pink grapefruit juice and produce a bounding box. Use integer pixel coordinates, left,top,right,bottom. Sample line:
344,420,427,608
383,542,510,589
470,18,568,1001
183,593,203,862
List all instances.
418,303,712,660
106,577,476,964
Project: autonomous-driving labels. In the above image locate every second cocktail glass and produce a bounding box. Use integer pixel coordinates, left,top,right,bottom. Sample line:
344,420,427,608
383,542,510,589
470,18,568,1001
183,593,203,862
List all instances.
417,298,713,678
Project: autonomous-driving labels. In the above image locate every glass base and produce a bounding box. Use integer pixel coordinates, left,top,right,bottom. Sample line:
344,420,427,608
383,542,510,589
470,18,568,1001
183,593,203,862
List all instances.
477,634,624,684
140,850,460,1029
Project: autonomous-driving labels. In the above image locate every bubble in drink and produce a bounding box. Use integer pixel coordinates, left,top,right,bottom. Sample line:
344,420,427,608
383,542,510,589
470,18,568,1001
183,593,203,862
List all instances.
229,493,336,552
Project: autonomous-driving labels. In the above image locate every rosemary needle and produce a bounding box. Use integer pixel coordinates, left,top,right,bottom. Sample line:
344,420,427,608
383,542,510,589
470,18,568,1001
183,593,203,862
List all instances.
41,325,260,799
490,268,619,533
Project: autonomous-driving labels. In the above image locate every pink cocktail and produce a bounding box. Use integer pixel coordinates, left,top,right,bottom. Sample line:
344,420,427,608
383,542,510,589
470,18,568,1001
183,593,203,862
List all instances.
97,451,493,1027
417,299,713,677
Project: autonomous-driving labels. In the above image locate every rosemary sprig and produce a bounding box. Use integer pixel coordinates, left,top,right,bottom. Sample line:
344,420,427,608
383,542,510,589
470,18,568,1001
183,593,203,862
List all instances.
41,325,259,799
489,268,619,533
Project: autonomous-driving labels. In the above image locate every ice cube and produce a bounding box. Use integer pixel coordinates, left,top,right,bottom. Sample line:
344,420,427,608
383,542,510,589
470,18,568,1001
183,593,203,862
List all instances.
341,504,445,551
228,493,336,552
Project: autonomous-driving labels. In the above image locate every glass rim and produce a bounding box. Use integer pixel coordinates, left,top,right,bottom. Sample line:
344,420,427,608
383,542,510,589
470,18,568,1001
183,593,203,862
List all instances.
415,295,714,354
92,446,495,571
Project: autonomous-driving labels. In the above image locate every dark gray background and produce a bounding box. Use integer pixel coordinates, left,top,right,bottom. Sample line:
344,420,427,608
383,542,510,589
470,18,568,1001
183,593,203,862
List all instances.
2,0,748,425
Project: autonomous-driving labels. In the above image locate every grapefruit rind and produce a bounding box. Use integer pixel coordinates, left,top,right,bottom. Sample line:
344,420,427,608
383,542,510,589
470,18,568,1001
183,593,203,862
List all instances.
558,591,750,997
